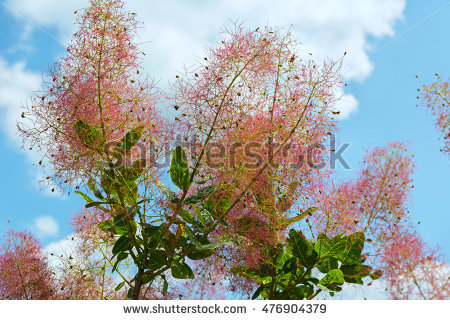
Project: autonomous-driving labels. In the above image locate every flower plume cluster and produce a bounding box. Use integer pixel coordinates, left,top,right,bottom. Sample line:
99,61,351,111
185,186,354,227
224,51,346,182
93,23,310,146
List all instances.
311,142,449,299
172,24,343,269
420,74,450,154
18,0,165,190
0,231,55,300
382,226,449,300
4,0,448,301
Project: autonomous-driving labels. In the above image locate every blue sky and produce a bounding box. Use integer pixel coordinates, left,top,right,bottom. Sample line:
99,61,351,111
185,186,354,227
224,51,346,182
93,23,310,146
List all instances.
0,0,448,281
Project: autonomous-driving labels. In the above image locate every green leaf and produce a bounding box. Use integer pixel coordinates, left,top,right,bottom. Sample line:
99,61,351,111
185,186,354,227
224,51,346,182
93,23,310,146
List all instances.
115,282,125,291
112,235,132,257
162,276,168,295
117,251,128,261
340,264,372,284
122,180,139,204
184,225,202,249
187,248,214,260
197,242,220,250
370,269,383,280
291,285,314,300
105,171,138,205
170,146,190,191
251,284,266,300
184,227,217,259
75,190,95,204
317,256,339,274
335,232,365,265
142,223,164,239
145,250,167,270
219,197,231,211
121,159,147,182
115,126,144,154
204,194,230,219
100,169,116,196
179,210,194,224
84,197,116,210
279,257,298,276
84,201,112,209
305,277,320,286
141,274,153,284
74,120,100,148
318,269,344,289
194,179,208,185
127,288,133,299
155,180,180,203
287,229,318,268
184,185,216,205
87,177,105,200
111,214,137,236
161,232,177,254
112,252,128,273
76,192,110,211
98,220,115,233
130,218,138,234
171,261,194,279
184,226,219,251
212,234,247,246
197,208,214,228
113,214,128,235
314,233,343,258
275,252,290,269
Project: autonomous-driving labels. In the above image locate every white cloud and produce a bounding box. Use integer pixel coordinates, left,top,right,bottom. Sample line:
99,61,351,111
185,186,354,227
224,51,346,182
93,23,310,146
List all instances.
2,0,85,44
0,57,41,142
6,22,35,54
0,0,405,198
34,215,59,237
4,0,406,120
0,57,66,196
334,93,359,119
44,234,73,256
43,233,78,270
338,279,389,300
125,0,406,90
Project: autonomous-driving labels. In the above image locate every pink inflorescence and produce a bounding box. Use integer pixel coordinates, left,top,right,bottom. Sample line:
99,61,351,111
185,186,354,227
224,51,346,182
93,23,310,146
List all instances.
18,0,166,191
171,23,344,277
0,230,56,299
382,225,449,300
420,75,450,154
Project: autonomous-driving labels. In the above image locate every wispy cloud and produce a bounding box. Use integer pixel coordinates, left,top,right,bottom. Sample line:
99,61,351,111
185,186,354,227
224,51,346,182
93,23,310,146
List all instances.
34,215,59,237
0,0,407,196
0,57,41,142
4,0,407,120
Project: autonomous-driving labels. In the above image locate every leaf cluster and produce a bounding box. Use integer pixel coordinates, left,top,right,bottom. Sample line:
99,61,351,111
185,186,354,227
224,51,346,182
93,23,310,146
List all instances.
233,229,382,300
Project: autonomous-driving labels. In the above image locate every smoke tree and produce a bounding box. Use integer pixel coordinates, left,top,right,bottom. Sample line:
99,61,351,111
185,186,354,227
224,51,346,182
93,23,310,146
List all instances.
0,231,55,300
419,74,449,154
3,0,447,300
310,142,449,299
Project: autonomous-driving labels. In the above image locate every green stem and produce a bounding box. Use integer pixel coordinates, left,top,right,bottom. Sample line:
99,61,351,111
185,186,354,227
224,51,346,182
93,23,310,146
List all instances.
98,245,132,288
306,289,322,300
